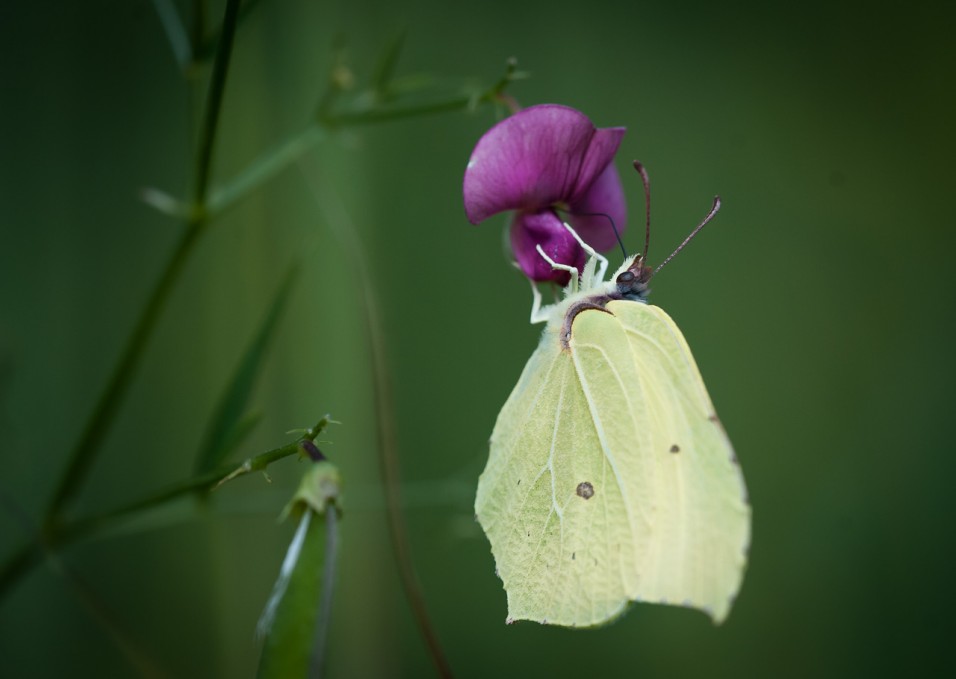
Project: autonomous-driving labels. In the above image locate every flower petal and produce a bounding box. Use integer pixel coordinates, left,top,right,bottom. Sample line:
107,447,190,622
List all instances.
464,104,603,224
567,126,627,206
510,210,586,284
567,161,628,251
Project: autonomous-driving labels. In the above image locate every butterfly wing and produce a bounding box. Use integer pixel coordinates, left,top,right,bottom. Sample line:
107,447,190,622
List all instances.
477,323,638,626
476,300,750,626
587,300,750,623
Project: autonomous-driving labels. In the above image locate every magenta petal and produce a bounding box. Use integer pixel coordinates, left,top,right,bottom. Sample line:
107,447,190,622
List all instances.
567,126,626,206
463,104,601,224
567,162,628,251
510,210,586,284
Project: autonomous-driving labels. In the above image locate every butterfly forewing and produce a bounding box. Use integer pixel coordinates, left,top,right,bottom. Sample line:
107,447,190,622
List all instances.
602,301,749,622
476,298,749,627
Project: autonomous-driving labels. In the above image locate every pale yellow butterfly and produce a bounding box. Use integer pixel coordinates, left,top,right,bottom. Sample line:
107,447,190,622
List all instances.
475,177,750,627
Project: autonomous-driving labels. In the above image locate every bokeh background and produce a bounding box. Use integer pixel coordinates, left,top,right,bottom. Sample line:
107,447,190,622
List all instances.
2,0,955,677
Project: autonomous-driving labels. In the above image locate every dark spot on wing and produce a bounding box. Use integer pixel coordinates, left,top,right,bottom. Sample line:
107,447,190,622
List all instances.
517,479,521,486
572,552,576,560
669,444,680,453
576,481,595,499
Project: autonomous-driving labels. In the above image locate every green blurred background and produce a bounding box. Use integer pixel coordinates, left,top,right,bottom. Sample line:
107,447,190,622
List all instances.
2,0,955,676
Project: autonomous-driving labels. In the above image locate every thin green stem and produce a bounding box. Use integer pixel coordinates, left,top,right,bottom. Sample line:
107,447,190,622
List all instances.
365,262,452,679
68,441,298,540
367,278,452,678
205,60,521,219
299,162,453,678
2,417,329,601
0,542,43,603
318,59,520,129
49,556,170,678
320,95,478,127
194,0,265,63
45,0,243,521
193,0,241,204
208,95,476,219
46,223,202,518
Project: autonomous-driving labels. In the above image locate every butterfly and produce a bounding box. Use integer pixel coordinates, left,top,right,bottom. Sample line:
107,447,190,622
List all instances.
475,176,750,627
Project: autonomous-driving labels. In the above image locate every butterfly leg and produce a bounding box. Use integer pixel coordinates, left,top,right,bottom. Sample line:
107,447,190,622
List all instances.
562,222,608,286
535,244,579,294
529,280,560,324
529,281,546,323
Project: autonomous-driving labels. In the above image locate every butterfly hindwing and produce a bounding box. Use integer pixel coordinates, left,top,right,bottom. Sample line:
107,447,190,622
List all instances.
478,321,636,626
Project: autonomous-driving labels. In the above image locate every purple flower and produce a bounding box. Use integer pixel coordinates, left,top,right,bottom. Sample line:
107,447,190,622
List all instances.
463,104,627,283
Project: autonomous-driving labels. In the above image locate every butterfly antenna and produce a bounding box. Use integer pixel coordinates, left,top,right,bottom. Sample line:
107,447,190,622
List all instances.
561,209,627,259
633,161,652,263
651,196,722,279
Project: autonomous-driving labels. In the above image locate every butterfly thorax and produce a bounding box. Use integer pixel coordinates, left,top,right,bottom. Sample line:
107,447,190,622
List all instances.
556,255,653,347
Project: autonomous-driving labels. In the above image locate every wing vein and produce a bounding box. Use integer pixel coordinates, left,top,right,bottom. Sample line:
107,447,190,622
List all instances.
570,336,641,596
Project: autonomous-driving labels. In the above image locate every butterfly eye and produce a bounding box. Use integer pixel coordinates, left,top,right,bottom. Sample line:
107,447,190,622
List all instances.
616,271,635,284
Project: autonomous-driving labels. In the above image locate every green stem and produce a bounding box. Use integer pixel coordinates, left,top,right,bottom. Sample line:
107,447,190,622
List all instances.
0,542,43,604
46,223,202,518
318,59,520,129
206,60,520,218
68,440,298,539
194,0,265,63
50,555,170,677
365,262,452,679
45,0,243,521
320,95,480,127
2,416,329,602
207,93,481,219
298,163,453,678
193,0,241,204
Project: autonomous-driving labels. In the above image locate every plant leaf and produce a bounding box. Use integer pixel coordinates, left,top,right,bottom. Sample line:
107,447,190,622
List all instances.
370,28,407,101
194,265,299,472
257,463,341,679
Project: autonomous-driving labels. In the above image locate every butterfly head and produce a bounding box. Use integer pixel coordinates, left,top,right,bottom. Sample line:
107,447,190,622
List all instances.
612,255,652,301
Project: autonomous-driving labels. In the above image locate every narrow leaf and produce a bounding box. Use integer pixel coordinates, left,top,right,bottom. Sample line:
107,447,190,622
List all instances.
370,29,408,101
150,0,192,68
257,463,341,679
207,126,326,216
194,266,299,472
